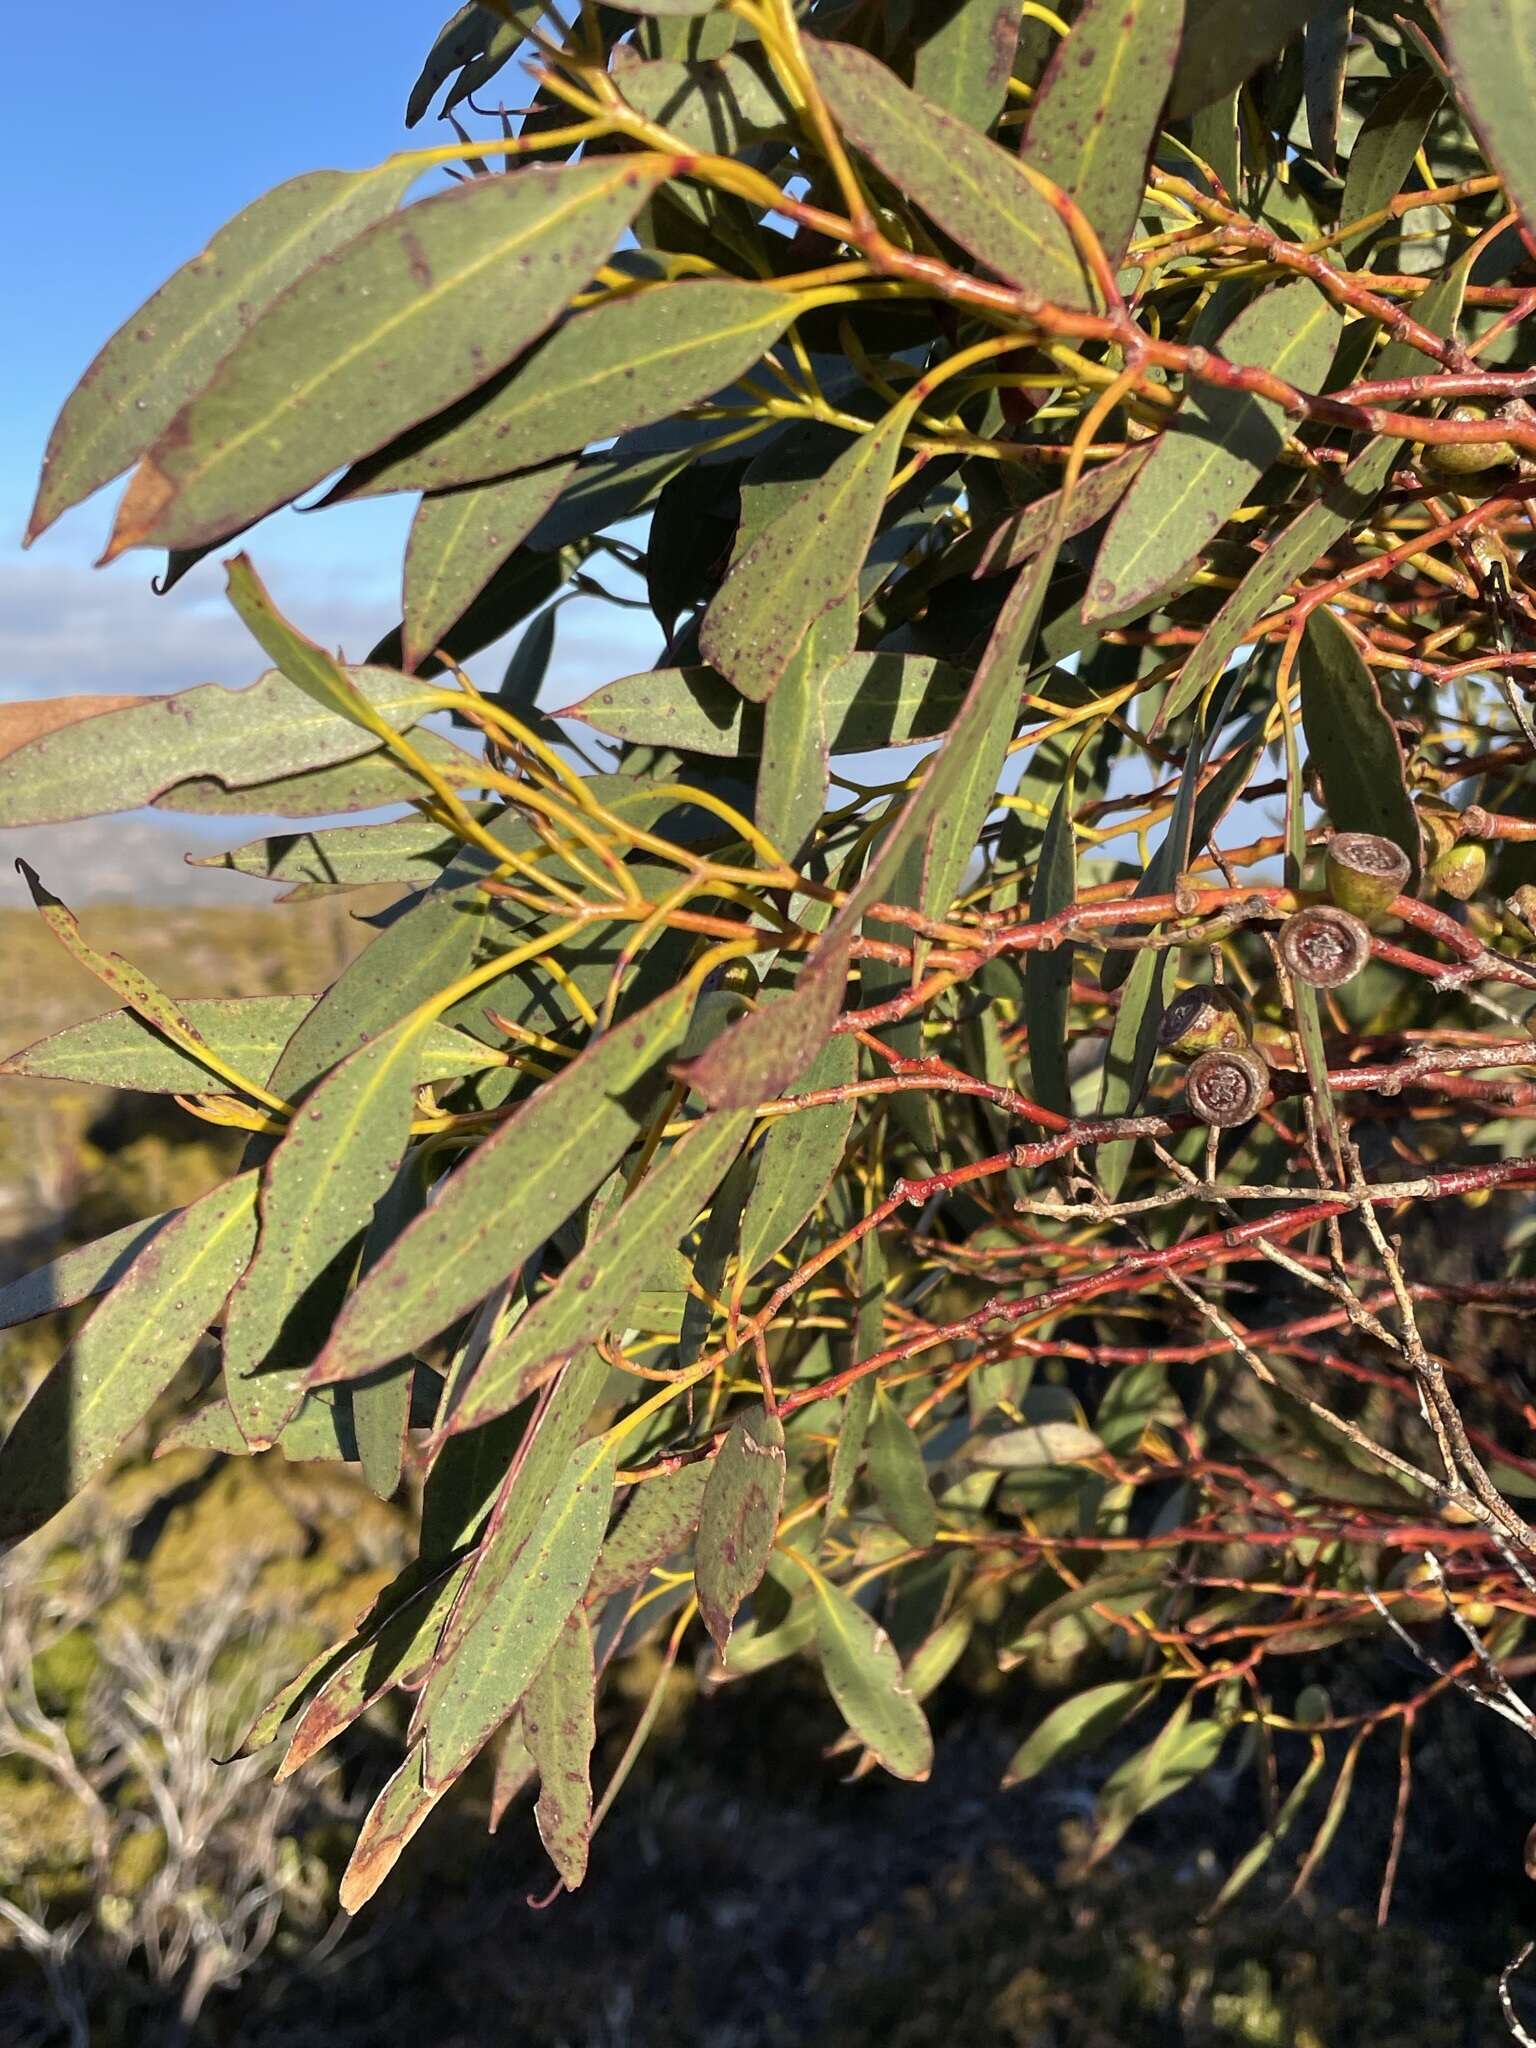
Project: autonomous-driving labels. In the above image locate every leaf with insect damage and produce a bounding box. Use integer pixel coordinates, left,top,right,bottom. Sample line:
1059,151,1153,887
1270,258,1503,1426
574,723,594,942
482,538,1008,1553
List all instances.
694,1405,787,1654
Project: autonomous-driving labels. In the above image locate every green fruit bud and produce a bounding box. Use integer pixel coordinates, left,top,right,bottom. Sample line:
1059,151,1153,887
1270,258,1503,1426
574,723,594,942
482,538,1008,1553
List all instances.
1156,983,1252,1061
1278,905,1373,988
1427,840,1487,901
1415,799,1463,867
1324,832,1410,927
1420,404,1516,476
1185,1046,1269,1128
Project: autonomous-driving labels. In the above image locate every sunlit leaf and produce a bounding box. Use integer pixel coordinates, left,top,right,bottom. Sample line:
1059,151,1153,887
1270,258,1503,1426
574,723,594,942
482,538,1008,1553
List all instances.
1441,2,1536,243
1003,1676,1155,1786
868,1386,938,1549
811,1576,933,1782
695,1404,787,1655
1299,605,1419,878
525,1607,598,1889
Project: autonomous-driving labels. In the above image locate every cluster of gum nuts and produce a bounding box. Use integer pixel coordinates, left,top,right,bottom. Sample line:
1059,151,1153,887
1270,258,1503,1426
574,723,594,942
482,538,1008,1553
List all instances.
1156,817,1536,1131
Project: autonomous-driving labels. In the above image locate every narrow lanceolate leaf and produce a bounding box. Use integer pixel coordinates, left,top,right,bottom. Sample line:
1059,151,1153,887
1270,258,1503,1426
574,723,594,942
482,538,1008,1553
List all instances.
868,1387,938,1550
16,864,228,1072
278,1564,471,1780
1298,606,1419,879
1021,0,1185,266
2,997,498,1095
590,1461,712,1599
1152,257,1469,727
1003,1675,1154,1786
338,280,798,497
1088,1698,1227,1862
805,37,1092,309
1096,947,1174,1198
1086,282,1340,622
26,163,417,541
152,731,482,822
0,667,439,828
971,1420,1105,1469
1338,69,1443,265
416,1434,616,1789
825,1231,884,1531
738,1034,857,1280
1023,770,1076,1117
226,555,394,735
201,814,472,889
338,1746,447,1913
0,1174,258,1542
315,985,696,1382
524,1608,598,1889
694,1406,787,1655
685,533,1060,1112
107,157,672,556
612,48,794,153
445,1108,754,1436
0,1212,178,1332
223,1012,440,1428
561,651,972,759
1303,2,1353,172
1441,3,1536,243
402,465,574,670
754,595,852,863
1166,0,1325,119
969,447,1147,577
700,406,910,702
811,1578,933,1782
912,0,1020,131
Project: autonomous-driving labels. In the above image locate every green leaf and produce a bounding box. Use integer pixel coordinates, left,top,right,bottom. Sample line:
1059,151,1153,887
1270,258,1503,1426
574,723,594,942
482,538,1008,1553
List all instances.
1338,69,1443,266
911,0,1019,131
227,554,399,737
158,1385,361,1464
824,1231,883,1531
445,1108,753,1436
339,280,797,497
0,666,440,827
1303,2,1352,172
868,1386,938,1549
203,813,476,888
351,1169,430,1501
1152,256,1469,728
26,163,418,542
1095,946,1174,1198
755,593,854,862
1167,0,1326,119
1298,606,1419,878
1023,768,1076,1116
700,406,910,702
415,1432,616,1788
811,1577,933,1782
695,1405,787,1655
279,1564,471,1779
737,1032,857,1279
155,730,483,820
613,47,794,152
223,1011,446,1431
0,1173,259,1542
591,1461,712,1598
970,1420,1105,1469
314,984,697,1382
685,531,1060,1111
1021,0,1184,267
1441,2,1536,246
107,157,671,555
1209,1739,1327,1912
338,1746,445,1913
406,5,530,126
806,36,1093,309
1089,1697,1228,1860
561,650,973,758
0,1213,179,1332
524,1607,598,1889
969,447,1148,578
1003,1676,1154,1786
401,465,576,671
2,996,499,1094
1085,282,1341,623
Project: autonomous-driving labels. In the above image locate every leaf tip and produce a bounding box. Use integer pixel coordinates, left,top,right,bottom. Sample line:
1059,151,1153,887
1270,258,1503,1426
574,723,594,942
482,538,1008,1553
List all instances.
101,459,174,563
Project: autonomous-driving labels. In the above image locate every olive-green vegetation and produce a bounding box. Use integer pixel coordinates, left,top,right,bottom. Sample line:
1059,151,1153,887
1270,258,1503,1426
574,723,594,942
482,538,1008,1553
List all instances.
7,1,1536,2036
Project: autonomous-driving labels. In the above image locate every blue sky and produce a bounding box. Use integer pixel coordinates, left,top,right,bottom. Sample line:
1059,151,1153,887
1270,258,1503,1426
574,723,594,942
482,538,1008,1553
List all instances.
4,3,653,899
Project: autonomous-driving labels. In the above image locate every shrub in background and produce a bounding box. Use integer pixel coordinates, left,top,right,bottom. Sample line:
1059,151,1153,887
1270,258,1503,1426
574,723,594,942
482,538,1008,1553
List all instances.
3,0,1536,1965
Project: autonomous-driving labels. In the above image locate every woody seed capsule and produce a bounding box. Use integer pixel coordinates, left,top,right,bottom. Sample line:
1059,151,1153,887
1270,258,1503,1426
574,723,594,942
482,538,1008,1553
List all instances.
1278,905,1373,988
1324,832,1410,927
1156,983,1253,1061
1185,1046,1269,1128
